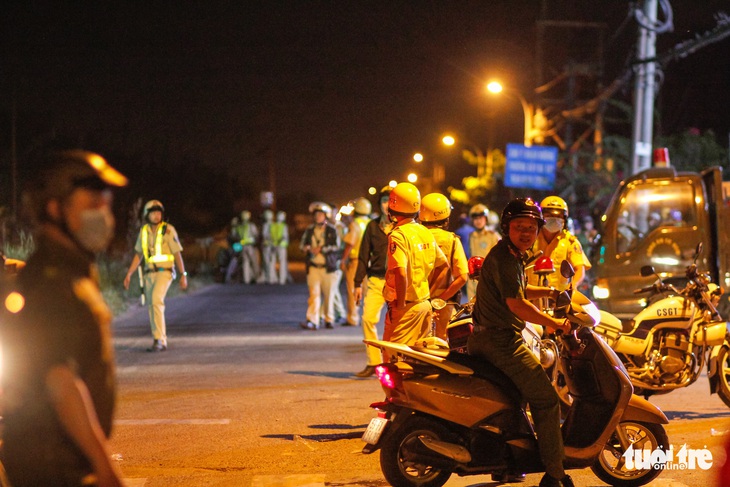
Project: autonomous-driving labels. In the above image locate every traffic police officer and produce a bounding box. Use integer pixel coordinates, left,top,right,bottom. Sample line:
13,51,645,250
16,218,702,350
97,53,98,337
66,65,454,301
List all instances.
420,193,469,339
383,183,448,358
467,203,501,300
260,209,277,284
236,210,260,284
269,210,290,285
341,197,372,326
526,196,591,291
124,199,187,351
467,198,573,487
300,202,341,330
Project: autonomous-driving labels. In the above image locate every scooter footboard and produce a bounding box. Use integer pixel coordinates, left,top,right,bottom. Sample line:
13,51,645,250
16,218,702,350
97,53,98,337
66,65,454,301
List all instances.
621,395,669,424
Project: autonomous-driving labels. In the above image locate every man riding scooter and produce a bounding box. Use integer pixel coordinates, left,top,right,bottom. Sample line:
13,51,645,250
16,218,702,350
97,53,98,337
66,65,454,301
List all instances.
468,197,573,487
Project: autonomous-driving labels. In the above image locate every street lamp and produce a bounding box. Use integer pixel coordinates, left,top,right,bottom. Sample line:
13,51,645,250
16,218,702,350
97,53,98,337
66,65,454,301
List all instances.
442,133,488,179
487,80,534,147
412,152,444,193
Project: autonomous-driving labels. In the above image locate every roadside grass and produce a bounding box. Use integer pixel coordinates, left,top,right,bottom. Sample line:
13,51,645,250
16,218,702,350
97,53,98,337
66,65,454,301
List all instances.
4,235,212,317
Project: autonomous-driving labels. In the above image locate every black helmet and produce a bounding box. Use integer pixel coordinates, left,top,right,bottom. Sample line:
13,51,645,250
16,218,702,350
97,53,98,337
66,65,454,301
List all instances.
23,149,128,223
500,197,544,235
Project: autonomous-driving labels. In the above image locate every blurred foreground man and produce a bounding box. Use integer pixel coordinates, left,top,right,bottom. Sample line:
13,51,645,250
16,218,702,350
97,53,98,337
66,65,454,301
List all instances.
1,149,127,486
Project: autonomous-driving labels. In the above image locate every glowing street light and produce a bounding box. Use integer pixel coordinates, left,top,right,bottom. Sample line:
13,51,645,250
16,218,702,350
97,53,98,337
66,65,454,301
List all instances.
407,172,418,183
413,152,424,163
487,80,534,147
442,135,455,147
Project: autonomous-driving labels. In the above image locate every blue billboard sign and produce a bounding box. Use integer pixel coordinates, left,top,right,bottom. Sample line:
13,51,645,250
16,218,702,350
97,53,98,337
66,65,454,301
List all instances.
504,144,559,190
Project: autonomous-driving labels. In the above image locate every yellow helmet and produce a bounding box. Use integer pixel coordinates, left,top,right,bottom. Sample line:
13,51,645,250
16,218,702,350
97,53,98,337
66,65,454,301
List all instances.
353,197,372,215
388,182,420,215
540,195,568,220
469,203,489,218
420,193,452,223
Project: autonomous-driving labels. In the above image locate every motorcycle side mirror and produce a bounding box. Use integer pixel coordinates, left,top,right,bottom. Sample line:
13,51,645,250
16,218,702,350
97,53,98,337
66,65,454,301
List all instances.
431,298,447,311
640,265,655,277
555,290,572,308
560,260,574,279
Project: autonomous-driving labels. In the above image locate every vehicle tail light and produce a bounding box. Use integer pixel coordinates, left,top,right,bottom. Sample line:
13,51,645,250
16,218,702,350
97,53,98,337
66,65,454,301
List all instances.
375,364,402,390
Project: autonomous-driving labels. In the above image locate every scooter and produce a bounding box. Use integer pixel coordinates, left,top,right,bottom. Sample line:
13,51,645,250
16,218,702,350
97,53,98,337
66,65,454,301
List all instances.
362,262,669,487
445,255,612,413
593,242,730,405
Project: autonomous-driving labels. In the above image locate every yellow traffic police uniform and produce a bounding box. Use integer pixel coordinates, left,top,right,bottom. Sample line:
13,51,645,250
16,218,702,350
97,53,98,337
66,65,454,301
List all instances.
135,222,183,347
343,214,370,325
527,229,591,291
428,227,468,339
467,227,501,299
384,221,448,346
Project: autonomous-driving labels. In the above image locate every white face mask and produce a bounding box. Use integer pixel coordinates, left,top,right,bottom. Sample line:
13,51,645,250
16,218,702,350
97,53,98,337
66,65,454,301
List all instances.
73,207,116,253
544,218,564,233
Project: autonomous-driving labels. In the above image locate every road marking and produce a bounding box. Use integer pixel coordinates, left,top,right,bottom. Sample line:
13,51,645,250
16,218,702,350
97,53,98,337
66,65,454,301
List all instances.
114,333,365,347
252,475,325,487
115,419,231,425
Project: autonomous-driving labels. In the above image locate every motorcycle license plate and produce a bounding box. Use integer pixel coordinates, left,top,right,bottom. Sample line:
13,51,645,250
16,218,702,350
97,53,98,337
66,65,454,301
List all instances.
362,417,388,445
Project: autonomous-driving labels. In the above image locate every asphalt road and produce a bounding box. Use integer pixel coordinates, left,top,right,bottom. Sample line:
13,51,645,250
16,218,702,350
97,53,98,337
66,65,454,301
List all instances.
109,278,730,487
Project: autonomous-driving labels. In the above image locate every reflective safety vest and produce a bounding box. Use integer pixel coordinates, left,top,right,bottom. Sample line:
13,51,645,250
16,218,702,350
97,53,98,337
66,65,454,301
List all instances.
348,216,370,258
237,223,255,246
141,223,174,266
270,222,288,247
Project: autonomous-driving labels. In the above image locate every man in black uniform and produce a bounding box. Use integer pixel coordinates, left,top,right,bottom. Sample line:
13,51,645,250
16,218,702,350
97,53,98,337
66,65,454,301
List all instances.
0,149,127,486
352,186,392,377
467,197,574,487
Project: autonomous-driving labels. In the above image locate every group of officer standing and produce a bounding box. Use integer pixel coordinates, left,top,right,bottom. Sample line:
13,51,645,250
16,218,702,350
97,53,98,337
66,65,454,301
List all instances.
223,209,290,286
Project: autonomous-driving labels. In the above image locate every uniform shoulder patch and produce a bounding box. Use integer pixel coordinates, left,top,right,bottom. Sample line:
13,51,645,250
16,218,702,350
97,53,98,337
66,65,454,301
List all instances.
390,241,397,254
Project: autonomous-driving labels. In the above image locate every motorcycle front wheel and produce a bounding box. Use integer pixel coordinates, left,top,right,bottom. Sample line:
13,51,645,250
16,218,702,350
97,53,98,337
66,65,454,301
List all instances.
591,420,668,487
380,416,453,487
715,345,730,408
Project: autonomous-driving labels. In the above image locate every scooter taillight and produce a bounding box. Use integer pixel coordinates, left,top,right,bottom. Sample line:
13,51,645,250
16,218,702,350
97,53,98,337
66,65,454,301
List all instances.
375,364,402,390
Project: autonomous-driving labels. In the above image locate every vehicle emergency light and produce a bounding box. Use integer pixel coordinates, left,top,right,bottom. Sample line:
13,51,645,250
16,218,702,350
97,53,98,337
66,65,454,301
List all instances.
653,147,670,168
468,256,484,279
534,256,555,275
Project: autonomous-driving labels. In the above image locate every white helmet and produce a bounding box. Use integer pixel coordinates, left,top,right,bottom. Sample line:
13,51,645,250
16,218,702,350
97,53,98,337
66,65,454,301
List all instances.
262,209,274,222
308,201,332,215
276,211,286,222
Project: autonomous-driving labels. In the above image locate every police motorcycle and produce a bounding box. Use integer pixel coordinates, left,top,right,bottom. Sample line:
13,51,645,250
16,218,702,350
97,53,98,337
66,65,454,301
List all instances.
362,261,669,487
592,243,730,406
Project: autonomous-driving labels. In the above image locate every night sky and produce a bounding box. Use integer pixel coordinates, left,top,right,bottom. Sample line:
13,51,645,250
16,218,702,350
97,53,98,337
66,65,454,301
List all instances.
2,1,729,223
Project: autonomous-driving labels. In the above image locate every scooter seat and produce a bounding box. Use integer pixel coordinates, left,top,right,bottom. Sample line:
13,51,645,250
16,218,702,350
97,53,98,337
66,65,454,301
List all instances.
446,352,522,404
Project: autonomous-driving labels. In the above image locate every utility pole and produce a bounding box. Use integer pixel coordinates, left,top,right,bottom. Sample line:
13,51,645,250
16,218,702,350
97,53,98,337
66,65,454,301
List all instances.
630,0,659,175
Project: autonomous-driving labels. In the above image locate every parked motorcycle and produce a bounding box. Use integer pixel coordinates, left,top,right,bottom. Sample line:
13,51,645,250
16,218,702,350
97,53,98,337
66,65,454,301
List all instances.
593,243,730,406
362,262,669,487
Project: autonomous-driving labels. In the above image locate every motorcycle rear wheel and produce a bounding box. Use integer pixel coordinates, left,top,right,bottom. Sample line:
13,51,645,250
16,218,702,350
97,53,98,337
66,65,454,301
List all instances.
591,420,668,487
715,345,730,408
380,416,453,487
